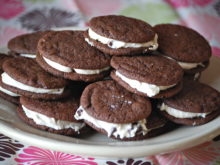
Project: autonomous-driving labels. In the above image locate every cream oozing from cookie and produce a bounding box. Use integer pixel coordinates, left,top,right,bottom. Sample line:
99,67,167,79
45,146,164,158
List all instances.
22,105,85,131
87,28,158,50
159,103,210,118
194,72,200,80
19,54,36,58
178,61,205,70
85,38,94,46
1,72,64,94
0,86,20,97
74,106,148,139
115,71,176,97
43,56,110,75
164,56,205,70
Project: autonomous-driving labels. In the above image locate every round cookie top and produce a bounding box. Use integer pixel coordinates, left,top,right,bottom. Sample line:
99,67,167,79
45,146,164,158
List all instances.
2,57,68,88
80,80,152,123
89,15,156,43
164,80,220,113
20,96,79,122
111,55,183,86
37,31,110,69
8,31,49,54
154,24,211,63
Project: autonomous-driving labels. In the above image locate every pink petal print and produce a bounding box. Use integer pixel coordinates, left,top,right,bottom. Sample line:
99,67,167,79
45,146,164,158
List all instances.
183,14,220,56
184,14,219,40
15,146,98,165
74,0,122,17
62,0,79,11
145,155,159,165
212,47,220,57
0,0,25,19
165,0,189,8
183,142,219,165
165,0,214,8
0,27,27,47
155,142,220,165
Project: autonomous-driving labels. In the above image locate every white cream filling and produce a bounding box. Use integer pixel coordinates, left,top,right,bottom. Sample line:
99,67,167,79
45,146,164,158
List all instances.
194,72,200,80
0,86,20,97
178,61,204,70
74,67,110,75
22,105,85,131
88,28,158,50
43,56,110,75
115,71,176,97
159,103,209,118
164,56,205,70
85,38,94,46
74,106,148,139
1,72,64,94
43,56,72,73
20,54,36,59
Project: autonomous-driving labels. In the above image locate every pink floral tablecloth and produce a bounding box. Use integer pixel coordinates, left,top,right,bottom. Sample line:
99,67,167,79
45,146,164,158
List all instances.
0,0,220,164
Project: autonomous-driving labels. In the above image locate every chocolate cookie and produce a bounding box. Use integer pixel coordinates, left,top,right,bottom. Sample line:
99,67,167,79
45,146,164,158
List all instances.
126,111,176,141
154,24,211,74
1,57,70,100
111,55,183,98
0,54,19,104
8,31,49,58
84,15,158,55
74,80,154,140
158,80,220,126
183,72,201,81
37,31,111,82
18,96,86,136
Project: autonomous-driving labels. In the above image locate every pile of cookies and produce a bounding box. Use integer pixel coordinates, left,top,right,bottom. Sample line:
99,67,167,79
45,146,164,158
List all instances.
0,15,219,141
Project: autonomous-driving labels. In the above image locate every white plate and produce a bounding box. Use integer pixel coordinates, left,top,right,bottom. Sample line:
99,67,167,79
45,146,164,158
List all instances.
0,52,220,159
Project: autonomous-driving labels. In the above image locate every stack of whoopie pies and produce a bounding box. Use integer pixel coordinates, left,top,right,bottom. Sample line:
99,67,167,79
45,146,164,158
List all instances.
1,15,219,141
1,31,86,136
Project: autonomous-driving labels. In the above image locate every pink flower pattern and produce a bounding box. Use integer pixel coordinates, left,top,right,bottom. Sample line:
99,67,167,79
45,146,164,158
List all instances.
165,0,214,8
212,46,220,57
183,14,220,56
154,142,220,165
74,0,122,18
15,146,98,165
0,0,25,19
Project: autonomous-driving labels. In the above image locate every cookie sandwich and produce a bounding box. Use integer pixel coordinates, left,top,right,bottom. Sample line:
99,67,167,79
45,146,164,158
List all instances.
154,24,211,79
158,80,220,126
84,15,158,55
0,53,19,104
75,80,169,141
111,55,183,98
1,57,70,100
8,31,49,59
37,31,111,82
18,96,86,135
